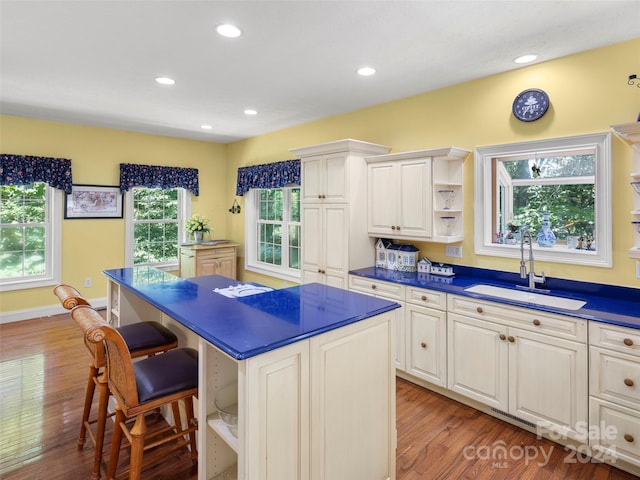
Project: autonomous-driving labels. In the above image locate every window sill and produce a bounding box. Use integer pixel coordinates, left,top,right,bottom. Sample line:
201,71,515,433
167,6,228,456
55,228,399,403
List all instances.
245,263,301,284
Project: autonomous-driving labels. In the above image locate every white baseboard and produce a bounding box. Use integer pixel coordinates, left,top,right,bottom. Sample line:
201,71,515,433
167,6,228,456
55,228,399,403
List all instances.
0,297,107,324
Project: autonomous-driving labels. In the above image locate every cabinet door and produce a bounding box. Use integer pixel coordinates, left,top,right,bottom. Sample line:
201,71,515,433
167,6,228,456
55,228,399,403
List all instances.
368,161,397,236
244,341,310,480
301,204,348,286
397,158,432,238
447,313,508,410
509,327,587,440
179,250,196,278
405,304,446,387
301,154,347,203
301,155,324,202
310,312,395,480
301,204,323,283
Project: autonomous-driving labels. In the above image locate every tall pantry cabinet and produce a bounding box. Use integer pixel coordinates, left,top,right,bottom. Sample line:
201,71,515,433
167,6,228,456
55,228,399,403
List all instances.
291,139,390,287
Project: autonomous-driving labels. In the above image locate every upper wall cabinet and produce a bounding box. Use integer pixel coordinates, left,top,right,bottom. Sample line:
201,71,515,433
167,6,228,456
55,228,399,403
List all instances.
366,147,469,243
291,139,391,286
611,122,640,259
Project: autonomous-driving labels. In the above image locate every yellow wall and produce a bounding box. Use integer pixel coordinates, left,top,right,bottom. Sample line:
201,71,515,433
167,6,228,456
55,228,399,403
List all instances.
1,117,227,312
2,38,639,315
228,37,640,289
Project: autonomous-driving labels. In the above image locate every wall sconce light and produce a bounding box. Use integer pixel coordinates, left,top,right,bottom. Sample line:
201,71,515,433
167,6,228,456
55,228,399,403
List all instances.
628,74,640,88
229,199,241,214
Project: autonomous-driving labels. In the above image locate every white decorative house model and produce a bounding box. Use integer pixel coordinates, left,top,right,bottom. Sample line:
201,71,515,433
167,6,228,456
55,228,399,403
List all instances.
386,244,401,270
397,244,419,272
375,238,391,268
417,257,432,273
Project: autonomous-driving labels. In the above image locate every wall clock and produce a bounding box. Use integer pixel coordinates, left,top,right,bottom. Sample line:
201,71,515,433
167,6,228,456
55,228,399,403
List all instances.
512,88,550,122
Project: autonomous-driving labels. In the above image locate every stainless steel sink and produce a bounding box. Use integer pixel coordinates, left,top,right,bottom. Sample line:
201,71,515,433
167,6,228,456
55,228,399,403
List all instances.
464,284,586,311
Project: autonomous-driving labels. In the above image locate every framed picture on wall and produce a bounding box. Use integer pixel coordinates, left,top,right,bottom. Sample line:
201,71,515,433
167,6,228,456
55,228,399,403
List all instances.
64,184,123,219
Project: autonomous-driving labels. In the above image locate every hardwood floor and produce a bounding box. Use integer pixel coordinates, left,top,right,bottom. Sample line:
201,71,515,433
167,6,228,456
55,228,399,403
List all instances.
0,313,636,479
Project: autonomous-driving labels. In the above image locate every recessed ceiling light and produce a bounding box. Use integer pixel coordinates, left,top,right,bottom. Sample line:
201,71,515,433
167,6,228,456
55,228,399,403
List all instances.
217,24,242,38
155,76,175,85
514,54,537,64
201,124,213,130
244,109,257,116
357,66,376,76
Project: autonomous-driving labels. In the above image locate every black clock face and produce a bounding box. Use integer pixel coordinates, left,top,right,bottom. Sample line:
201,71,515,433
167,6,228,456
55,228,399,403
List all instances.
512,89,550,122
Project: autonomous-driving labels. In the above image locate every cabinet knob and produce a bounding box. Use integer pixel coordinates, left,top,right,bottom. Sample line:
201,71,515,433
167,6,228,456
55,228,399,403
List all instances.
396,226,401,230
391,226,396,230
318,194,322,199
533,319,541,326
499,334,507,341
476,307,484,314
420,342,427,349
371,284,377,290
421,295,427,301
624,434,635,443
624,378,635,387
624,338,634,347
508,336,516,343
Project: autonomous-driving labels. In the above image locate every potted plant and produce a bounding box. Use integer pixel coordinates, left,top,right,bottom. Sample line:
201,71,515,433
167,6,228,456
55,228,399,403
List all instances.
505,220,523,244
185,213,210,244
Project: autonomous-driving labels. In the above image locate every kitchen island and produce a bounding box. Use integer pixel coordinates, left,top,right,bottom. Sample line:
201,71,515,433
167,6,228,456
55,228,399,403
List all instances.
103,267,400,480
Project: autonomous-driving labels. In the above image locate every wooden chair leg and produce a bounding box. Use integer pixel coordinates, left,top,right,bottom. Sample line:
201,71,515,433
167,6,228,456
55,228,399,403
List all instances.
184,397,198,464
78,364,98,450
107,406,125,480
171,401,182,433
91,371,109,480
129,414,146,480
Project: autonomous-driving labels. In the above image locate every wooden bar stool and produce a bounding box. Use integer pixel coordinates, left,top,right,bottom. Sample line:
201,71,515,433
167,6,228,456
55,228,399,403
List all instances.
53,284,179,479
71,305,198,480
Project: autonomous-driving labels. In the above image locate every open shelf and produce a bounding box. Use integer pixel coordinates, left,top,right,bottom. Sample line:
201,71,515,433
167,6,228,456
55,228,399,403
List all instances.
207,413,239,453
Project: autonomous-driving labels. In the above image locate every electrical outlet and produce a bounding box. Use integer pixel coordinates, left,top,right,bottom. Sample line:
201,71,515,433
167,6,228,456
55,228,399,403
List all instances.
446,245,462,258
84,277,92,288
636,262,640,279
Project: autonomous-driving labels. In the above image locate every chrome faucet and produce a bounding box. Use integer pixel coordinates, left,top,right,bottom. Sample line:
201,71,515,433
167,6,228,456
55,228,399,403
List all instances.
520,227,545,289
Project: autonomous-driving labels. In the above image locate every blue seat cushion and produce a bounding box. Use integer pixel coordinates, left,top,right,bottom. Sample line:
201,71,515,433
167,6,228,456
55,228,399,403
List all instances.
117,321,177,353
134,348,198,403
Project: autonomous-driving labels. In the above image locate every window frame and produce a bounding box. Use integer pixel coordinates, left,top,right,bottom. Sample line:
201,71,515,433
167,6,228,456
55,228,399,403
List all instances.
244,187,301,283
474,132,612,267
124,187,191,270
0,184,62,292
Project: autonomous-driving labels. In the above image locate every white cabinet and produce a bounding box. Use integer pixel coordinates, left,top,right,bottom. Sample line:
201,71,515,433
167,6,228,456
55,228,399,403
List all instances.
292,139,390,286
199,310,395,480
365,147,469,243
301,204,348,289
611,122,640,258
404,286,447,387
589,321,640,471
349,275,405,370
367,158,432,240
447,294,588,442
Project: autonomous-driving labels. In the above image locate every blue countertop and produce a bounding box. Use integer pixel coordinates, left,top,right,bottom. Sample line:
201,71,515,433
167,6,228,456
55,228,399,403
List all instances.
349,266,640,329
103,267,400,360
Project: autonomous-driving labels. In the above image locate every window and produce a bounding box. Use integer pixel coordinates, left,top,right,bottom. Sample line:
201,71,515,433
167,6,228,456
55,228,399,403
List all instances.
474,133,611,267
125,187,190,268
245,187,301,282
0,183,61,291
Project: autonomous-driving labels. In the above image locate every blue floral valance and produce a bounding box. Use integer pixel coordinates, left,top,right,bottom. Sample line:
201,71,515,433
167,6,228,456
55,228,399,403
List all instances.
235,159,300,196
119,163,199,196
1,153,73,193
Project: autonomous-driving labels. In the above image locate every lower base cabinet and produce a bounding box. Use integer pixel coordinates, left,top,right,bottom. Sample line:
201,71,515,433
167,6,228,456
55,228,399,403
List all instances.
200,311,396,480
447,297,588,442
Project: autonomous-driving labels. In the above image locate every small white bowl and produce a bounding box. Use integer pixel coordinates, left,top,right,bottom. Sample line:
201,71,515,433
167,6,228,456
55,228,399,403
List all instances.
632,182,640,194
633,221,640,234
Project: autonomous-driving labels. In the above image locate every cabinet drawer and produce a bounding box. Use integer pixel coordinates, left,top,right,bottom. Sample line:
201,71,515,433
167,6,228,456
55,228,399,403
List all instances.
197,247,236,258
448,294,587,342
348,275,404,300
591,346,640,410
590,322,640,358
590,397,640,467
405,286,446,311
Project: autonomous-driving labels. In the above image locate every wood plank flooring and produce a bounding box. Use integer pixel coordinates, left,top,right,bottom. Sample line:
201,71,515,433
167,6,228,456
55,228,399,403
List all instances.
0,313,637,479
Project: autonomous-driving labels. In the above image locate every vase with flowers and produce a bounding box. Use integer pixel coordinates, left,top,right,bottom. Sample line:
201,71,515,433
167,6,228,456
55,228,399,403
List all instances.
185,213,210,244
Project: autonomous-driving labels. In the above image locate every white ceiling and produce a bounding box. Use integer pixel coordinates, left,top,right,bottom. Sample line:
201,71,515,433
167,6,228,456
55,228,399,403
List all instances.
2,0,639,144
